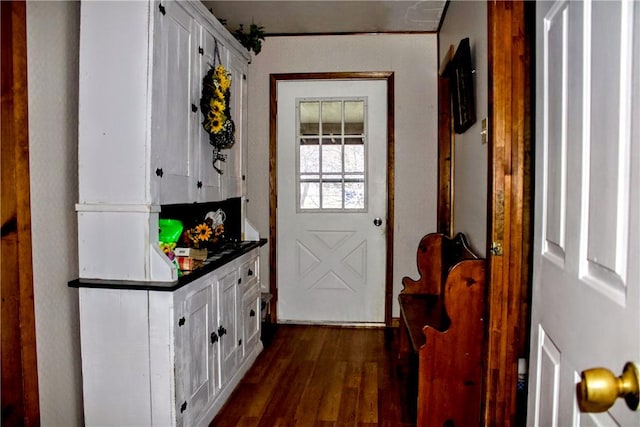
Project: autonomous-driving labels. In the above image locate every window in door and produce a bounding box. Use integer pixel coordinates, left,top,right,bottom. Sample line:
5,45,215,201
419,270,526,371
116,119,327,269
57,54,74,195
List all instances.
296,98,367,211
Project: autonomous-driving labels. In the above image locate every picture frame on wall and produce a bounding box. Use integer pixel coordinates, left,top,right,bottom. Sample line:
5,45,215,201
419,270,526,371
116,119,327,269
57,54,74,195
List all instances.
448,38,476,134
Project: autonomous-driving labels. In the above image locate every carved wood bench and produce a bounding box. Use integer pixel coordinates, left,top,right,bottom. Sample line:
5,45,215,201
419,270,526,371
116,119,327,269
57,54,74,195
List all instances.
398,232,486,426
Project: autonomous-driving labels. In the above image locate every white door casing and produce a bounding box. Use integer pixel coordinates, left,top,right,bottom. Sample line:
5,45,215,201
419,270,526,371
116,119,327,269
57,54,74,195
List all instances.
528,1,639,426
277,79,388,324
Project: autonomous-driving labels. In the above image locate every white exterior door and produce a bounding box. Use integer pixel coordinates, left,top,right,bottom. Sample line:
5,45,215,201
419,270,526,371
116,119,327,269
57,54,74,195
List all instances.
528,1,639,426
277,79,387,324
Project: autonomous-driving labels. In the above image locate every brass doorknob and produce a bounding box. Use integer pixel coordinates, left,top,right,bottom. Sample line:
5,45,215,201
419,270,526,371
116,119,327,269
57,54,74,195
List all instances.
577,362,639,413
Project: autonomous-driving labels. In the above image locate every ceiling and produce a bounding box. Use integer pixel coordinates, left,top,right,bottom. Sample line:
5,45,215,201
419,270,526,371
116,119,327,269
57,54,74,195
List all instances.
200,1,449,35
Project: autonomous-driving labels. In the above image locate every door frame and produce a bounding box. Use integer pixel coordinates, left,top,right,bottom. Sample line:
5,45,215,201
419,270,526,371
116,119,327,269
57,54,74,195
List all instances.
483,1,534,425
1,1,41,424
269,72,395,326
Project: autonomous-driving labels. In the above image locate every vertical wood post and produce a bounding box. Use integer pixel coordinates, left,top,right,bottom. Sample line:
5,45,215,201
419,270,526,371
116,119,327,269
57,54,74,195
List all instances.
484,0,532,425
1,1,41,424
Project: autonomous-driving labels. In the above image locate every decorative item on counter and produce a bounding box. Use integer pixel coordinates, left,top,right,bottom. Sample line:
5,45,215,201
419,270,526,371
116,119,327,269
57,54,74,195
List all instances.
181,222,225,249
200,40,235,175
158,219,184,276
176,209,227,270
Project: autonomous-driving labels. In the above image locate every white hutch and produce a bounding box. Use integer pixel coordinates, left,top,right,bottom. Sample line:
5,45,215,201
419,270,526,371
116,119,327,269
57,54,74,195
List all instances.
72,1,263,425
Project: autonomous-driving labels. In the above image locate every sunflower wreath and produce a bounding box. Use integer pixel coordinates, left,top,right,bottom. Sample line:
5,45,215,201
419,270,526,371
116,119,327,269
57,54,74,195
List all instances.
200,62,235,174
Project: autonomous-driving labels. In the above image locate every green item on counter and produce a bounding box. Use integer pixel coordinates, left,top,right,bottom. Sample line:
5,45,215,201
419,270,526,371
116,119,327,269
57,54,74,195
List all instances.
159,219,183,243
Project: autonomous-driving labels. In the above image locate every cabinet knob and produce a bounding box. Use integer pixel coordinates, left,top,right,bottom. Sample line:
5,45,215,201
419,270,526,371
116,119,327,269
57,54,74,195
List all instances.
180,401,187,413
158,3,166,16
191,104,198,112
218,325,227,337
178,317,185,327
156,168,163,178
210,331,218,344
197,181,203,188
248,268,253,276
238,278,242,284
250,309,256,317
238,339,242,346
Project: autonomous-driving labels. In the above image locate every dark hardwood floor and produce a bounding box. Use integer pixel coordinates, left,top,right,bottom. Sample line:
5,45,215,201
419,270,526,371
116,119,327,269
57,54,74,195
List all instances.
211,324,416,427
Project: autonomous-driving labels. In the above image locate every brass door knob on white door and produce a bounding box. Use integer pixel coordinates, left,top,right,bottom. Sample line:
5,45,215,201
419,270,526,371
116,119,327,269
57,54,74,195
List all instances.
577,362,639,412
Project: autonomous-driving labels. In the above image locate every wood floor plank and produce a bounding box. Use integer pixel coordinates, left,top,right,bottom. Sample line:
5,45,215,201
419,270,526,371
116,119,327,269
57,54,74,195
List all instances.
357,362,378,423
211,325,415,427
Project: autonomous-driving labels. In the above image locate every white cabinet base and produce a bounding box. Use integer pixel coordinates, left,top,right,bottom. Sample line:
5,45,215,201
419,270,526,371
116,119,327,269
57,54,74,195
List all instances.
78,249,262,427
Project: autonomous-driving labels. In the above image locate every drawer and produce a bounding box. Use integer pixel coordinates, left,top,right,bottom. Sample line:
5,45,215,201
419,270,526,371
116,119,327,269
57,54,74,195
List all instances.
239,256,258,292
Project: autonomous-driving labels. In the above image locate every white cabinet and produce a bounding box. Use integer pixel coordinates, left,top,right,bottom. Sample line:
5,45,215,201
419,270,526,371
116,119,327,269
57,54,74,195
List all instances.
77,0,250,282
78,249,262,427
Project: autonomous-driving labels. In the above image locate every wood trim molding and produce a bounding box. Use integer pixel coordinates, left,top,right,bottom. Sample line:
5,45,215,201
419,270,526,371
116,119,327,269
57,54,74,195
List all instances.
437,75,453,237
1,1,41,424
483,1,532,425
268,72,395,326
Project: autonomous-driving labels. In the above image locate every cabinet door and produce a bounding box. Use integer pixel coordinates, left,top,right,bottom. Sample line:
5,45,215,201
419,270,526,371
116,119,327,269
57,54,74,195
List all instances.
224,50,248,199
241,290,261,360
192,24,226,202
218,268,239,384
151,0,195,204
179,284,216,425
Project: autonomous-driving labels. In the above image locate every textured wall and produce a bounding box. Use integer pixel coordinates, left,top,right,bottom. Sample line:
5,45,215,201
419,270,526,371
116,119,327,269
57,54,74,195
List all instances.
27,2,84,425
246,34,439,318
438,1,489,257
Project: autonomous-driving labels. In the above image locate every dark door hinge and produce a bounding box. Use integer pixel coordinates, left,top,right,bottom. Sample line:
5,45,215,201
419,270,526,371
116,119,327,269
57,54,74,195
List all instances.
158,3,166,16
180,401,187,413
198,46,204,55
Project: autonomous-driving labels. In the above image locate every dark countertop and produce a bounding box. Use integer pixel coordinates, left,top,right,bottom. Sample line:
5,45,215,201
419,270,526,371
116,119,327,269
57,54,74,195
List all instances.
69,238,267,292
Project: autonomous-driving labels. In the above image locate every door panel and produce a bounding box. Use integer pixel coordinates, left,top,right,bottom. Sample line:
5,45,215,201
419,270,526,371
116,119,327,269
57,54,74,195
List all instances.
277,80,387,324
528,1,639,425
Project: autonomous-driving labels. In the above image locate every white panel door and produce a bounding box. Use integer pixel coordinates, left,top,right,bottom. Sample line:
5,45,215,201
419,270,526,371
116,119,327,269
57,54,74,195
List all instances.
193,24,225,202
528,1,639,426
181,284,216,425
151,0,194,204
277,79,387,324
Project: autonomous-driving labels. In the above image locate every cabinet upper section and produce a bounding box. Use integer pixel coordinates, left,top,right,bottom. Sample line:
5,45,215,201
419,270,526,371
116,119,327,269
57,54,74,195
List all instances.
78,0,250,206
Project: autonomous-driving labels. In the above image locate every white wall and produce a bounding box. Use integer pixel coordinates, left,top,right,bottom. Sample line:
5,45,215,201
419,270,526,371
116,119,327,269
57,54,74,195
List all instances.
27,2,84,425
245,34,439,317
439,0,488,256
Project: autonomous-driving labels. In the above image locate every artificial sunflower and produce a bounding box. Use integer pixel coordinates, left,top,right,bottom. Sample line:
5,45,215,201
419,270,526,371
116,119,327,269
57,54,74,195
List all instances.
194,223,212,242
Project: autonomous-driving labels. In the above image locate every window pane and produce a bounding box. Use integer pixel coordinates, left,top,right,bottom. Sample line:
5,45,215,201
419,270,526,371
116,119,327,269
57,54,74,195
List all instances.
322,145,342,173
344,101,364,135
322,101,342,135
344,145,364,173
300,182,320,209
322,182,343,209
300,101,319,135
344,182,365,209
300,145,319,173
